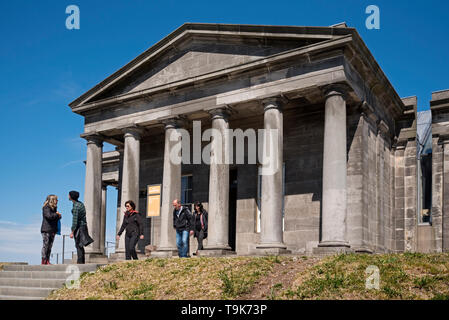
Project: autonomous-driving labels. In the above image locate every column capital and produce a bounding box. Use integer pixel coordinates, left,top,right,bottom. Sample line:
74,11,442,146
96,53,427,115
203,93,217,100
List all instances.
82,134,103,147
321,83,351,100
122,126,144,140
208,106,232,121
260,96,287,112
161,117,185,130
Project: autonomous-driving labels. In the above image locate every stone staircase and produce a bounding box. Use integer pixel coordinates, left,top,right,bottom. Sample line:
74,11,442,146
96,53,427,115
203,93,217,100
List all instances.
0,263,103,300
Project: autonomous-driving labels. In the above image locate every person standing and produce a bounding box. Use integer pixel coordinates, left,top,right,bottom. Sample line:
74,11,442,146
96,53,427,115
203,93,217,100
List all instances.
69,190,89,264
192,201,208,256
41,195,61,265
172,199,193,258
116,200,144,260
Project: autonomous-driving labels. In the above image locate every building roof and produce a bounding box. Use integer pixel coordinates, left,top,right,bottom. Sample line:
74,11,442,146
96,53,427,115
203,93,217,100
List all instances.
68,23,405,120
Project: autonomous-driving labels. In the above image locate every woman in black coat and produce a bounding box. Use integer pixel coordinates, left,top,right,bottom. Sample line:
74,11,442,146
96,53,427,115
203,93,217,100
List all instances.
192,201,208,256
116,200,144,260
41,195,61,265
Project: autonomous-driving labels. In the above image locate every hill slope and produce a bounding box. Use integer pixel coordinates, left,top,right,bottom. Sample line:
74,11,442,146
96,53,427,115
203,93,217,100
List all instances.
47,253,449,300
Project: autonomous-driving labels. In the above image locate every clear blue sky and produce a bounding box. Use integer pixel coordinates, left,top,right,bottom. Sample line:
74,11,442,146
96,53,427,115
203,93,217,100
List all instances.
0,0,448,264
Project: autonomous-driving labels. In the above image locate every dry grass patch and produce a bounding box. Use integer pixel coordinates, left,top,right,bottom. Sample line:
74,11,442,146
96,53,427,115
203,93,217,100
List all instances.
281,253,449,300
47,256,279,300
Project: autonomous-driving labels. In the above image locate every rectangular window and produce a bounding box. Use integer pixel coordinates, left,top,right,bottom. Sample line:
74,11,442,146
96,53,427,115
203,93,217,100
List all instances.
418,154,432,224
181,175,193,210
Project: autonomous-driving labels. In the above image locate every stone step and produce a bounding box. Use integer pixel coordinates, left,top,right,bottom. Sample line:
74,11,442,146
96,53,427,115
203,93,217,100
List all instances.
0,278,66,288
0,271,70,279
107,252,147,262
0,286,56,298
0,295,44,300
3,263,103,272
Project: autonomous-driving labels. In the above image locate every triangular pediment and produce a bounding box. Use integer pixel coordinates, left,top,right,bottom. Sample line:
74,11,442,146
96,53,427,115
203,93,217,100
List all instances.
71,23,354,108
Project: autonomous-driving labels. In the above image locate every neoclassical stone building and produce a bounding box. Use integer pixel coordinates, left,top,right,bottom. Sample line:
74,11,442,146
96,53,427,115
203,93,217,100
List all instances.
69,23,449,261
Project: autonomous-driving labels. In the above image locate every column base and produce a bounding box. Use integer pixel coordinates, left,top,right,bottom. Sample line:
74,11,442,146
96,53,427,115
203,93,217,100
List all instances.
198,249,235,257
254,243,291,255
313,246,353,256
352,247,374,254
73,253,109,264
317,241,350,248
151,247,179,258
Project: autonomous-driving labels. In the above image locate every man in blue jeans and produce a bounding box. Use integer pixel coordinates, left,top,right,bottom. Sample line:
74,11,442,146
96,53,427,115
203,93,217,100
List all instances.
172,199,193,258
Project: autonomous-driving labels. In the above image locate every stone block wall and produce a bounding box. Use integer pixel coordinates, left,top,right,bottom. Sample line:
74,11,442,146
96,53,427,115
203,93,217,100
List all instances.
282,105,324,254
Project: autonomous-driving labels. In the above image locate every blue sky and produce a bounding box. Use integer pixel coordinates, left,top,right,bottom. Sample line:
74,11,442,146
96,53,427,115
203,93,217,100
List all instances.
0,0,448,264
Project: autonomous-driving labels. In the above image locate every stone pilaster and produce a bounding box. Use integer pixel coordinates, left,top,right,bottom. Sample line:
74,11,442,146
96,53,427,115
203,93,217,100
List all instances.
117,127,143,253
394,143,406,253
314,85,351,254
404,139,417,252
442,138,449,252
255,97,289,255
202,107,233,255
100,184,107,255
152,119,182,257
83,134,104,257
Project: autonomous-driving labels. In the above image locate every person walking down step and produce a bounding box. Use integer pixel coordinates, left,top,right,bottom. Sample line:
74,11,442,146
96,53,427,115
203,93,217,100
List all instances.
69,190,93,264
41,195,61,265
116,200,144,260
192,201,208,256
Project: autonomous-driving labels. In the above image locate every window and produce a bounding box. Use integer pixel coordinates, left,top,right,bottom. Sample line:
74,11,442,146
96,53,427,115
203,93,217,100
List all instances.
181,175,193,209
418,154,432,224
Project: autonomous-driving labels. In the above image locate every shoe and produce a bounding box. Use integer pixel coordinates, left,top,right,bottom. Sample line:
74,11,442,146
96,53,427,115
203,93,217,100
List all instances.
46,260,52,265
41,259,46,265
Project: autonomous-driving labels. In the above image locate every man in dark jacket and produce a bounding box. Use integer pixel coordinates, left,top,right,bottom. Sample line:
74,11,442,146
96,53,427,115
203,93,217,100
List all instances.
172,199,193,258
69,190,91,264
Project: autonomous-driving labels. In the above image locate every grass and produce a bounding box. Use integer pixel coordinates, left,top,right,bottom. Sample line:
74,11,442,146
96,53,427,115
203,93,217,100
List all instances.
47,256,279,300
280,253,449,300
46,253,449,300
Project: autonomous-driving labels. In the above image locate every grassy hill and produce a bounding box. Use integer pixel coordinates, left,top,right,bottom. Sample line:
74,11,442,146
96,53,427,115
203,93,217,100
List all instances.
47,253,449,300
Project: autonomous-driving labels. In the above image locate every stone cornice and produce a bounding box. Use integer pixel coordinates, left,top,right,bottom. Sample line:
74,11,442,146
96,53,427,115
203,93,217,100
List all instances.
69,23,354,109
71,36,353,114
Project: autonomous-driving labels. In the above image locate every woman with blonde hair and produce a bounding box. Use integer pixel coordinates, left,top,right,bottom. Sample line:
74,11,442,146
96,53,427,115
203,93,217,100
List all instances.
40,195,61,265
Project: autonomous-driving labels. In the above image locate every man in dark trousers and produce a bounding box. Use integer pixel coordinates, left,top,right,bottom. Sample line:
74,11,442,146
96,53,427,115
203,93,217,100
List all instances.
172,199,193,258
69,190,90,264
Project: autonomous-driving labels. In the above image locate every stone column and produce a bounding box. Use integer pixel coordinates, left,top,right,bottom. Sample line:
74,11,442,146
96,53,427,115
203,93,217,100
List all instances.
203,107,232,255
153,119,182,257
117,127,143,253
315,85,351,253
256,97,289,254
83,134,104,256
100,184,107,255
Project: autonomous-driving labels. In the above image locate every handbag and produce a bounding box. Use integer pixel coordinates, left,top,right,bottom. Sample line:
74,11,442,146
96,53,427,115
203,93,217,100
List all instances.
76,225,94,247
56,219,61,235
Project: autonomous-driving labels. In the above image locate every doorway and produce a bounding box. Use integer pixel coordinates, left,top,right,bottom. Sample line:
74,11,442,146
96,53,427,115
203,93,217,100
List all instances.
228,169,237,251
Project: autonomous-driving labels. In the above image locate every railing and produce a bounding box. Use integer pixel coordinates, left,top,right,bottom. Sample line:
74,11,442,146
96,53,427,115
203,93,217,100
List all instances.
105,241,116,257
50,251,76,264
48,237,116,263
